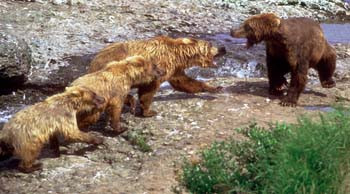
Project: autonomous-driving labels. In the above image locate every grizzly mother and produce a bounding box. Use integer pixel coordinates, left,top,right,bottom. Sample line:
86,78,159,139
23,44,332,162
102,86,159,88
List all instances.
89,36,226,116
231,13,336,107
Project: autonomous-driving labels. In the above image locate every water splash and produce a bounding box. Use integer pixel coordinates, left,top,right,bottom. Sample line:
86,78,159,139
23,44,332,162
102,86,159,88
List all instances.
216,59,265,78
0,105,26,123
0,110,13,123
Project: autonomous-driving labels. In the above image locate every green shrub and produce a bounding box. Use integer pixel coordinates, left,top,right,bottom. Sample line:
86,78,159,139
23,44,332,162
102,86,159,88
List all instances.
127,131,152,152
181,108,350,194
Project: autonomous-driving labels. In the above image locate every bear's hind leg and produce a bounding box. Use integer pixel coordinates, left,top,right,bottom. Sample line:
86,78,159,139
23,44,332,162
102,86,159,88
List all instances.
317,44,336,88
17,146,42,173
280,61,308,107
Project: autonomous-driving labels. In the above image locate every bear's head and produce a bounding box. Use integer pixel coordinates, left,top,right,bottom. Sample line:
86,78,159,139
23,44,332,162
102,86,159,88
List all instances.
0,130,13,161
231,13,281,48
64,86,106,111
174,37,226,68
0,141,13,161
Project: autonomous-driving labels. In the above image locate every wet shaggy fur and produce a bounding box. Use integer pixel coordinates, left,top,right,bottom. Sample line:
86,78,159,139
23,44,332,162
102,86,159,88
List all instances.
88,35,226,117
231,13,336,106
71,56,164,133
0,86,105,173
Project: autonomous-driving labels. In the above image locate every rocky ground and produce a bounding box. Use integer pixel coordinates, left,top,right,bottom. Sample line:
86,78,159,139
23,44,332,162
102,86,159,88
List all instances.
1,0,350,193
2,77,350,194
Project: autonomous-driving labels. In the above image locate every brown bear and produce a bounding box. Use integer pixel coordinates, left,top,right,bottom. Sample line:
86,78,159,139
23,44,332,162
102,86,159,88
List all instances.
88,35,226,116
0,86,105,173
231,13,336,106
71,56,165,133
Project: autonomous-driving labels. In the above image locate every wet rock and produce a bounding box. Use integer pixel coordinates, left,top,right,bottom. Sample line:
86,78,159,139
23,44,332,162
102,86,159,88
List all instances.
51,0,67,4
0,32,32,88
50,0,86,5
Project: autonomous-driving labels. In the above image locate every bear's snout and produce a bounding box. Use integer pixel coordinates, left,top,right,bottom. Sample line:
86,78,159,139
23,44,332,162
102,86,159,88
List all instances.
94,95,106,109
230,28,246,38
230,28,236,37
216,46,226,57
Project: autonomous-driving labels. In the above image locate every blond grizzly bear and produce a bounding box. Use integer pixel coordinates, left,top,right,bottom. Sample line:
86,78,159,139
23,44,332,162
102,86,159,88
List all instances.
88,36,226,117
71,56,164,133
0,86,105,173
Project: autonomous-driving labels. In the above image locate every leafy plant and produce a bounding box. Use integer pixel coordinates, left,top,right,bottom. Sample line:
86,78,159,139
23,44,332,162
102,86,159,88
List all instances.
127,131,152,152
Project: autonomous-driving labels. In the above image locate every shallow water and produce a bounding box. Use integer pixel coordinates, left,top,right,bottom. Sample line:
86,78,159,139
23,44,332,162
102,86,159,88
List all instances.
321,23,350,44
303,105,335,112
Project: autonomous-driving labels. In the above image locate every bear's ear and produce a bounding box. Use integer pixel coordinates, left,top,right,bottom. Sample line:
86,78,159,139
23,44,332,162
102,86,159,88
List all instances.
263,13,280,28
181,38,195,44
271,18,281,28
127,55,145,66
67,87,83,97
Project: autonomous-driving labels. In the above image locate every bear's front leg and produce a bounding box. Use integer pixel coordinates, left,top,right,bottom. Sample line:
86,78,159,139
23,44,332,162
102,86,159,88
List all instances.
107,98,128,134
77,112,102,130
64,119,104,145
169,71,222,93
280,64,308,107
124,94,137,115
17,145,43,173
138,80,161,117
49,135,60,158
266,55,289,96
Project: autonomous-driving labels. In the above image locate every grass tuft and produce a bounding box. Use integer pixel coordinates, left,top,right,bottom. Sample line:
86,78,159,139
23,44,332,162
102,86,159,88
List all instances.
127,131,153,152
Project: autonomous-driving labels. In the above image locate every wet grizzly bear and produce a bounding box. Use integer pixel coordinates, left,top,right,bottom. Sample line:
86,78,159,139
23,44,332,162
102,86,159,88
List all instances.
88,36,226,117
231,13,336,106
71,56,164,133
0,86,105,173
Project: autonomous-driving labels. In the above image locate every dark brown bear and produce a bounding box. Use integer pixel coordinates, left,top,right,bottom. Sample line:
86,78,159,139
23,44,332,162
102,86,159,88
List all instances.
231,13,336,106
88,36,226,116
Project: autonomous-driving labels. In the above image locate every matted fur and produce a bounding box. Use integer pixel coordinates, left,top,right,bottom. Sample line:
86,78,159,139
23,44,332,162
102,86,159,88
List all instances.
89,36,220,79
0,86,104,172
89,36,226,116
71,56,163,132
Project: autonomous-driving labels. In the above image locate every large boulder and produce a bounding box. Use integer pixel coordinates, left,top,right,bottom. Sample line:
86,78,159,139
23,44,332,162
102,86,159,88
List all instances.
0,32,32,88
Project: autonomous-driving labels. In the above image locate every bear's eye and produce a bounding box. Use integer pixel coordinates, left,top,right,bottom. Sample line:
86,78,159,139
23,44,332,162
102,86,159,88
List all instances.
244,25,253,32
